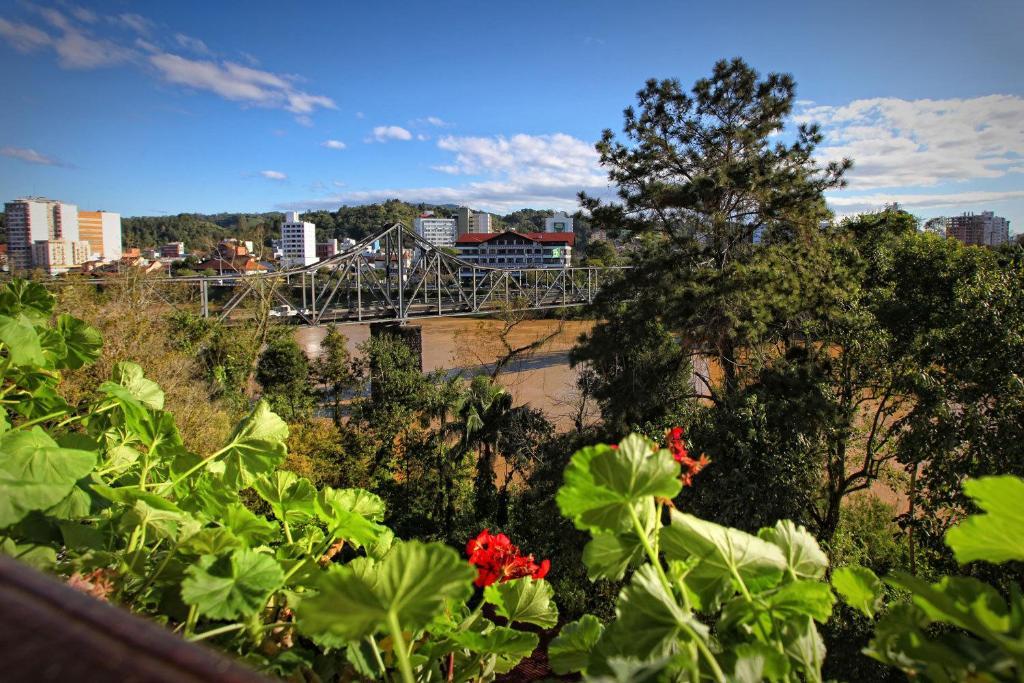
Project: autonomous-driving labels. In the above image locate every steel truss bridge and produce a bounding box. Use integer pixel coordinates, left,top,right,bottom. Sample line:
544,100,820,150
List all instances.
55,223,625,326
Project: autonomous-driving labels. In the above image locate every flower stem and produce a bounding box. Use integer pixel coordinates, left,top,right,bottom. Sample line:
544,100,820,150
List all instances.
367,635,388,679
386,611,415,683
628,505,726,683
188,623,245,642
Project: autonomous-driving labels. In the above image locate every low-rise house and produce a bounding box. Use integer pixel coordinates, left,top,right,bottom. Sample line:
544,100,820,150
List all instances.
455,231,574,269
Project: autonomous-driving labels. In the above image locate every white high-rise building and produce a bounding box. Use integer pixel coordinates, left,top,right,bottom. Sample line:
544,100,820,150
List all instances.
545,211,574,233
4,197,81,270
281,211,317,268
414,215,458,247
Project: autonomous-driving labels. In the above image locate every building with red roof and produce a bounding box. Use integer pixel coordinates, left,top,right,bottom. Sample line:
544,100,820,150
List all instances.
455,230,574,269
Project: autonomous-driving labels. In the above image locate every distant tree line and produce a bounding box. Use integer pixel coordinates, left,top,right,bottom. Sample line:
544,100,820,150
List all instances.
118,201,593,253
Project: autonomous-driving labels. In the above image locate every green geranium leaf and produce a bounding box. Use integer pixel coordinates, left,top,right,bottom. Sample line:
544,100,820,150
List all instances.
181,548,284,620
864,602,979,677
613,563,708,661
450,627,539,674
38,326,68,367
484,577,558,628
0,427,97,527
662,509,786,593
0,538,57,570
54,314,102,370
315,487,388,549
0,280,53,320
557,435,681,534
13,383,70,421
58,521,106,552
832,565,883,618
110,362,165,410
549,614,604,675
945,476,1024,565
121,499,193,541
322,487,386,522
763,580,836,623
0,314,44,367
253,471,315,526
298,540,474,642
727,642,790,683
583,531,645,581
759,520,828,581
218,401,288,490
221,503,280,547
781,616,826,680
181,527,244,556
45,481,95,520
887,572,1010,639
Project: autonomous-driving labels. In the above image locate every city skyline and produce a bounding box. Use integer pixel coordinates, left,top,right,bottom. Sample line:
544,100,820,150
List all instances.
0,1,1022,232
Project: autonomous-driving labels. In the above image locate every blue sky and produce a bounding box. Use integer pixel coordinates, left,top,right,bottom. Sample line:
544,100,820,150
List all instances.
1,0,1022,232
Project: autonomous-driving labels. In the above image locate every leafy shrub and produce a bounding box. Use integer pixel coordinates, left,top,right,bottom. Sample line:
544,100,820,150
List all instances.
0,279,556,682
833,476,1024,681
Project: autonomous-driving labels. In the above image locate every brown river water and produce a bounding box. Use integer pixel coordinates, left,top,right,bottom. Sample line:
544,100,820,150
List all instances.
293,318,595,430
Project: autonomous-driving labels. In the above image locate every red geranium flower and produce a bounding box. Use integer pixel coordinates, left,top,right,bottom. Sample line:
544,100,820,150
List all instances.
466,529,551,587
666,427,710,487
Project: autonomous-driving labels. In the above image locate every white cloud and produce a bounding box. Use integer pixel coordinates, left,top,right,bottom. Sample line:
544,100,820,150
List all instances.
261,170,287,180
67,5,96,23
281,132,609,214
174,32,213,56
801,95,1024,190
827,189,1024,214
0,18,53,52
0,7,334,120
1,146,65,166
366,125,413,143
149,53,336,115
134,37,158,53
355,111,365,119
417,133,429,141
322,139,347,150
113,13,151,35
2,10,129,68
425,116,447,126
56,27,132,68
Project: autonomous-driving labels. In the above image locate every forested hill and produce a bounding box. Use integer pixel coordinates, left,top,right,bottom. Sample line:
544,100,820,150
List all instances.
122,200,571,250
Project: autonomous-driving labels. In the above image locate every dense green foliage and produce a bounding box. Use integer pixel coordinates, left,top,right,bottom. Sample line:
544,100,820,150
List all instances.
0,279,558,681
3,277,1023,683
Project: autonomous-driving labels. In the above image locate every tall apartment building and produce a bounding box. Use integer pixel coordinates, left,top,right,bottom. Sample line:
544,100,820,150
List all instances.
77,210,123,261
454,207,492,236
945,211,1010,247
544,211,574,233
4,197,84,271
413,215,458,247
281,211,317,268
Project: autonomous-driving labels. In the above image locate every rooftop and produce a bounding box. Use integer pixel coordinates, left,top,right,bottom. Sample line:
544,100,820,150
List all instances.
455,231,575,246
